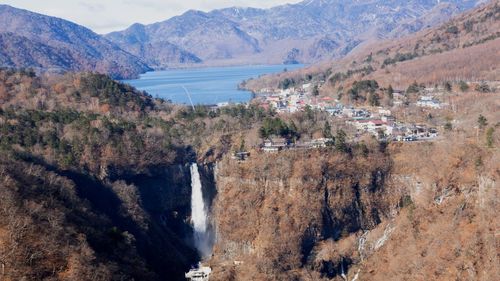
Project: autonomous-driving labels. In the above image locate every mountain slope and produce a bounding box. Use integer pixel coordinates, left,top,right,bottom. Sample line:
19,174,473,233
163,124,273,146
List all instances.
0,5,151,79
107,10,262,64
107,0,484,67
104,23,202,69
244,0,499,93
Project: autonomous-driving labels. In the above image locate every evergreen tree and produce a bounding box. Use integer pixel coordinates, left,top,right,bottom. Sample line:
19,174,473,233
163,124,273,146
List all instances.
387,85,394,100
477,115,488,129
475,82,491,93
406,81,421,93
369,92,380,106
486,127,494,148
444,122,453,131
323,121,332,138
312,85,320,96
459,81,469,92
444,81,452,92
239,138,246,152
335,129,348,152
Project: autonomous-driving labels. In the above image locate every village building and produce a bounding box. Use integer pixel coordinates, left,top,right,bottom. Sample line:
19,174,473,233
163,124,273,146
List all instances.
232,151,250,161
216,102,230,107
378,108,392,116
309,138,334,148
343,107,371,119
349,119,394,138
391,124,439,141
302,83,312,91
416,96,444,109
185,264,211,281
262,138,290,152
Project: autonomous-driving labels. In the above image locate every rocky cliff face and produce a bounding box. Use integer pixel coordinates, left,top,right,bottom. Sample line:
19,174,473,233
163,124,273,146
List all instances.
208,150,398,280
206,138,498,280
2,134,496,281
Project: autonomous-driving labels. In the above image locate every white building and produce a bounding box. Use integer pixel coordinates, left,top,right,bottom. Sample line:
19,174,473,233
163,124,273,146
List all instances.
416,96,443,109
185,264,212,281
351,119,393,136
216,102,230,107
302,83,312,90
310,138,334,148
378,109,392,116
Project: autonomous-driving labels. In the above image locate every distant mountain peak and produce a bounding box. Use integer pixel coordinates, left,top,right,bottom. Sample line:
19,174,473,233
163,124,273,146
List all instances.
300,0,338,7
105,0,484,67
0,1,487,75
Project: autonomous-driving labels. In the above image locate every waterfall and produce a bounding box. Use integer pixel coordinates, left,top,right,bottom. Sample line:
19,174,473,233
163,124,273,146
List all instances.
190,163,211,258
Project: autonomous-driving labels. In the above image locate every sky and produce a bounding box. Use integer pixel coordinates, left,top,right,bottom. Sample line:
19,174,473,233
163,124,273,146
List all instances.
1,0,302,34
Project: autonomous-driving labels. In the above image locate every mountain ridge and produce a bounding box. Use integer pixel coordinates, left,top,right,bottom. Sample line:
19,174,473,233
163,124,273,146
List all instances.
243,0,499,104
0,1,490,77
0,4,153,79
107,0,485,68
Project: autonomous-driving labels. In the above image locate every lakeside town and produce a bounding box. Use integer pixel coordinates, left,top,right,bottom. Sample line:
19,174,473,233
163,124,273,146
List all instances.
215,79,498,156
224,83,453,155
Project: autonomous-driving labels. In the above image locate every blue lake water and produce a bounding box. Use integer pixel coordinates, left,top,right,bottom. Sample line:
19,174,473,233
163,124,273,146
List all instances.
122,64,304,105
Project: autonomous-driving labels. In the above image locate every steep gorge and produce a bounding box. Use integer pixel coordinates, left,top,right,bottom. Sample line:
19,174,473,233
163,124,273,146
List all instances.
0,69,497,281
205,139,498,281
208,149,397,280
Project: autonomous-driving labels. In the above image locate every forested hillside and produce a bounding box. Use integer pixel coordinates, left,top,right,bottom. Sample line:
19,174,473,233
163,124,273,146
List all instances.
245,0,500,99
0,69,334,280
0,5,151,79
0,60,498,281
0,1,498,281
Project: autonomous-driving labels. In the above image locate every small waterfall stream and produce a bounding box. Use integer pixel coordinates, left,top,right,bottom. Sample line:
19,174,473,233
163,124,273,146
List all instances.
190,163,211,258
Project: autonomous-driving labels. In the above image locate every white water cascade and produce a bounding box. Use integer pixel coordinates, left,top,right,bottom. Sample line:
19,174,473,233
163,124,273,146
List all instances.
190,163,211,258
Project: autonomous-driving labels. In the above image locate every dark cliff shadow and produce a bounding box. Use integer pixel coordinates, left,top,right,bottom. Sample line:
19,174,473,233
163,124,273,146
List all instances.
125,164,199,273
16,152,198,280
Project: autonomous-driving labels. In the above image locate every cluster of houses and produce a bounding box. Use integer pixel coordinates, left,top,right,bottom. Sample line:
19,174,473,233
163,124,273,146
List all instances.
391,125,439,142
261,137,333,153
253,98,440,153
255,85,444,116
345,108,439,141
256,84,335,113
389,88,448,109
256,117,439,154
248,84,448,154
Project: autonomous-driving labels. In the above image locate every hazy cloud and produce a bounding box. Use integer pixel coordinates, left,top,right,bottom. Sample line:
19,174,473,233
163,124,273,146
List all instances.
1,0,302,34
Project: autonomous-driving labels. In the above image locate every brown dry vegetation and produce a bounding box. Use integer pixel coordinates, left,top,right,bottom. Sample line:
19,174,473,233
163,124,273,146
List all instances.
360,133,500,281
0,158,152,280
0,68,359,280
209,126,499,281
245,0,500,97
0,4,499,279
0,72,497,281
207,85,500,280
366,38,499,88
210,147,398,281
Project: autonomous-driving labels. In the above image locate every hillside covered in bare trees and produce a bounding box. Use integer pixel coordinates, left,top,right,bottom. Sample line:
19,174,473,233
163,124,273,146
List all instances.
0,1,498,281
245,0,500,97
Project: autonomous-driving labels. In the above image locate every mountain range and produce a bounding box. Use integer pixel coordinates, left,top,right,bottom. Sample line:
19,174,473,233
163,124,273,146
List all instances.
243,0,499,93
107,0,485,67
0,0,490,78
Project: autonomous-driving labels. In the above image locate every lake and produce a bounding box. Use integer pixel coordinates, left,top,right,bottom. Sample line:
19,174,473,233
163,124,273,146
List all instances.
122,64,304,105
